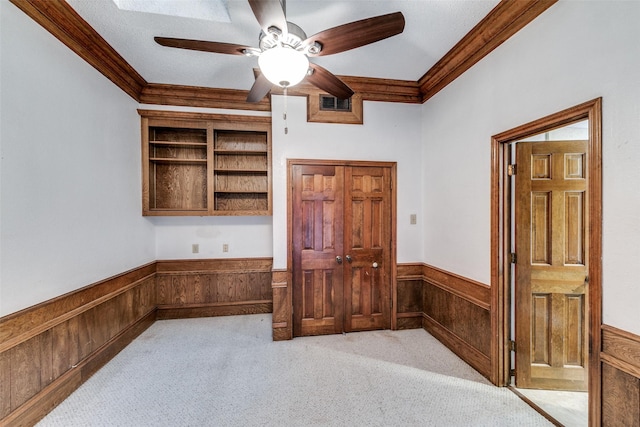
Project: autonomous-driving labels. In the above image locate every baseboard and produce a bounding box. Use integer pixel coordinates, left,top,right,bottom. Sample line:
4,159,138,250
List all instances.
601,324,640,425
423,314,491,379
157,300,272,320
396,312,423,330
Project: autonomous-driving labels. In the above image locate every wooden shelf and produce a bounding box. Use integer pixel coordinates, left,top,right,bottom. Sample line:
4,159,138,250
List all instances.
214,149,267,155
150,158,207,164
215,168,268,173
214,190,268,194
151,141,207,147
141,111,271,216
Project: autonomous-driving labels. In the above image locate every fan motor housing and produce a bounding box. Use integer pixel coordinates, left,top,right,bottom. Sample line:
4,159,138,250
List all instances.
259,21,307,51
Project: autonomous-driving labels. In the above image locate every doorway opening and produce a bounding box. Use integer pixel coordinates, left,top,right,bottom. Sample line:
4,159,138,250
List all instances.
490,99,602,425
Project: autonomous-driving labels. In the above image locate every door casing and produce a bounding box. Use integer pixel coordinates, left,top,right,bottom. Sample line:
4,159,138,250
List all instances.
287,159,398,332
490,98,602,423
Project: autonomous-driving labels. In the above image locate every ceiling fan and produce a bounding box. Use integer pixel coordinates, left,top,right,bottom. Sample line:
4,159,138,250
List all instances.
154,0,405,103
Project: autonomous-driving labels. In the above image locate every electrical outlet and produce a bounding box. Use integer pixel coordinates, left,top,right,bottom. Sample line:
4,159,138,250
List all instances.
410,214,417,225
192,244,199,254
223,243,229,253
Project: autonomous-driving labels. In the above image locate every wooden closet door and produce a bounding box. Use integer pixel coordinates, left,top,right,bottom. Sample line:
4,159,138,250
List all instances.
292,164,345,337
343,166,392,332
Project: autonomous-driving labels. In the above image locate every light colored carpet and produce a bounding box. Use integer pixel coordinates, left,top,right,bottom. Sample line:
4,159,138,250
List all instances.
37,314,552,426
515,388,588,427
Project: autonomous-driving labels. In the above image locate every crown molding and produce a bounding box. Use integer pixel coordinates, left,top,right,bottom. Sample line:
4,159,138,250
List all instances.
11,0,556,107
271,76,421,104
418,0,557,103
140,83,272,112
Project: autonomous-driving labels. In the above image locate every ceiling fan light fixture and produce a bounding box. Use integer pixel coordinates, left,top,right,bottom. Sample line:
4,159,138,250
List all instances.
258,46,309,88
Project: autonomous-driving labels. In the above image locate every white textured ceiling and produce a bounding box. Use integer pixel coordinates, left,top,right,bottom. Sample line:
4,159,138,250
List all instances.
66,0,500,91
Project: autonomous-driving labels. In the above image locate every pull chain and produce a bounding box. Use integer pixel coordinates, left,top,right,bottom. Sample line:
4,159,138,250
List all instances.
283,86,288,134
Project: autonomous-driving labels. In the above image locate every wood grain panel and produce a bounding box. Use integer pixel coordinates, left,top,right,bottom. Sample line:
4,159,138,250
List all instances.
422,264,491,310
602,363,640,427
395,275,423,331
10,337,41,411
531,192,551,264
51,319,79,381
423,281,492,360
3,310,155,427
531,154,551,179
532,294,551,365
396,280,423,314
155,258,273,319
423,314,491,378
271,270,292,341
0,264,156,426
0,350,11,419
141,83,271,111
564,295,584,366
564,153,584,179
602,325,640,379
419,263,491,379
275,76,421,104
564,192,584,265
601,325,640,426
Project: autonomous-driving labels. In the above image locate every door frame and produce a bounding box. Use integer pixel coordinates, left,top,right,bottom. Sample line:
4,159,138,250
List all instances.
490,98,602,422
287,159,398,330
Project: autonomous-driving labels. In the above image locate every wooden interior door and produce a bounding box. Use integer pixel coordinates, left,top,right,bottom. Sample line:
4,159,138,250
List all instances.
291,161,392,337
514,140,588,391
344,166,391,332
292,164,345,337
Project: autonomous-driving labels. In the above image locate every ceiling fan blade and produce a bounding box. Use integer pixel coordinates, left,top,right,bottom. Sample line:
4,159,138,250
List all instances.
248,0,288,37
307,63,354,100
155,37,251,56
246,72,273,103
303,12,405,57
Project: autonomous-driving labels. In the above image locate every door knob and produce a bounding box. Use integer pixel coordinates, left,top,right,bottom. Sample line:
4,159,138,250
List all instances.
345,255,352,263
372,262,379,268
336,256,343,264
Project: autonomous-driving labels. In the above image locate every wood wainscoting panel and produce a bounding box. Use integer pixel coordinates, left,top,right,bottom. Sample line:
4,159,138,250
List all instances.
0,264,156,426
396,264,424,330
271,269,292,341
601,325,640,426
422,264,492,378
155,258,273,319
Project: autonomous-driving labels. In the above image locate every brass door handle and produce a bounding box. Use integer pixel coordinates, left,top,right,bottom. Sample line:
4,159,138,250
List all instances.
336,256,343,264
346,255,352,263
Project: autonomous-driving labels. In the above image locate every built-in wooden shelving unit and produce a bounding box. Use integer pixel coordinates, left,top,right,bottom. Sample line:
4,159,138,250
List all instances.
140,110,271,216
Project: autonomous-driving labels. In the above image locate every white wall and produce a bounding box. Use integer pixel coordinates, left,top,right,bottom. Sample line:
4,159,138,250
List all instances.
421,1,640,335
153,216,273,259
271,95,423,269
0,1,156,316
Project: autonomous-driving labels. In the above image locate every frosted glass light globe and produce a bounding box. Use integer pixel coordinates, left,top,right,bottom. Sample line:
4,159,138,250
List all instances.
258,46,309,88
